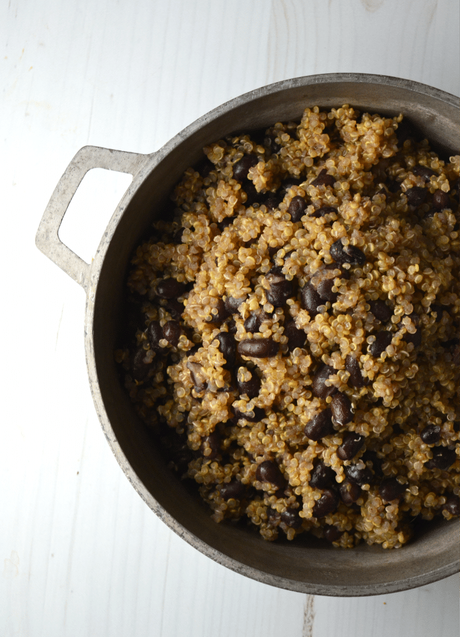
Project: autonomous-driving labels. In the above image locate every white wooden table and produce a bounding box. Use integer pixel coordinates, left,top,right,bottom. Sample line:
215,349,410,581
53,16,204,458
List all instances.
2,1,459,635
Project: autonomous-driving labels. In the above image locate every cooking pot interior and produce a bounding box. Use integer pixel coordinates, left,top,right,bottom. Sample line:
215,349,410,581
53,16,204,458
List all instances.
91,77,460,594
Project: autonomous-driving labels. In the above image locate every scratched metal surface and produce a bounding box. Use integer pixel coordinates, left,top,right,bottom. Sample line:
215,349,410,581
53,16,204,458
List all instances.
1,0,459,635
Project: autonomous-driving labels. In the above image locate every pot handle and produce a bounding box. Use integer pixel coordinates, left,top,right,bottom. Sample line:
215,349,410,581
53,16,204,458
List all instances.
35,145,148,292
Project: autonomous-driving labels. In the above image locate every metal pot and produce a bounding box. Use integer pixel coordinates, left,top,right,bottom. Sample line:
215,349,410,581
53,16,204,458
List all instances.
36,73,460,596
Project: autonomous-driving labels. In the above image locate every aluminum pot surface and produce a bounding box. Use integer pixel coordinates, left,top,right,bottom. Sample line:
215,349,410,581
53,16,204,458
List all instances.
36,73,460,596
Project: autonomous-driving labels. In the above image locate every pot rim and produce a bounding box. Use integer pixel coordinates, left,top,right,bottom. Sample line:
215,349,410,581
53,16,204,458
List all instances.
83,73,460,596
88,71,460,289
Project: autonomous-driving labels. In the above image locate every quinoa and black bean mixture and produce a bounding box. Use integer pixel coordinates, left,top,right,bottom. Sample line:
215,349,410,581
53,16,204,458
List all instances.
116,105,460,549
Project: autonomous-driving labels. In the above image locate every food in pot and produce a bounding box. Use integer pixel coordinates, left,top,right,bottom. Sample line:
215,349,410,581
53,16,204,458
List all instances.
116,105,460,548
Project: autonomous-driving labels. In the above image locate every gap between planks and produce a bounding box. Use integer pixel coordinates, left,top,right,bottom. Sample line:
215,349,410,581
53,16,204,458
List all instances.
302,595,315,637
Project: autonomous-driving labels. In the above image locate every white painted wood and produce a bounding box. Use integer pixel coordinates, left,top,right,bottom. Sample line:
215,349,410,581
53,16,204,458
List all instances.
313,574,459,637
1,0,459,635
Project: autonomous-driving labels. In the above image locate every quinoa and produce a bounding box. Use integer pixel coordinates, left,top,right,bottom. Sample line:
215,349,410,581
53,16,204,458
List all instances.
116,105,460,549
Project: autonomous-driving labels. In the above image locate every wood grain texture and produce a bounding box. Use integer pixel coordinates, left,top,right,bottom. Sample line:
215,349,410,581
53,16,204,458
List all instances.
267,0,460,94
1,0,459,635
303,595,315,637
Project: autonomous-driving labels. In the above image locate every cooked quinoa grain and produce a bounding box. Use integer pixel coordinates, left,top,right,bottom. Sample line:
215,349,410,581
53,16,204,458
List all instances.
117,105,460,549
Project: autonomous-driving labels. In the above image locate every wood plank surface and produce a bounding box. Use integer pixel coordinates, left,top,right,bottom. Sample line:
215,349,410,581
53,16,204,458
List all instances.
1,1,459,635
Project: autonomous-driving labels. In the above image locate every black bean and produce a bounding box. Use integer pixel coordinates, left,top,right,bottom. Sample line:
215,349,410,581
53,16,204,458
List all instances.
316,278,338,303
156,278,188,299
198,157,214,178
263,193,281,211
412,165,436,181
284,320,306,351
403,328,422,348
268,265,284,276
300,283,324,316
345,355,367,388
244,313,263,333
256,460,286,489
330,392,353,428
266,274,294,307
232,407,266,422
312,169,335,187
187,361,207,392
304,408,334,441
224,295,245,314
288,196,307,222
406,186,427,207
220,480,246,500
337,432,365,461
309,460,336,490
330,238,366,266
425,447,457,470
331,263,350,279
131,346,150,381
186,343,200,356
226,318,237,334
312,489,339,518
281,176,303,192
323,525,343,542
163,320,181,346
264,133,281,155
280,508,303,529
216,332,236,368
368,331,393,358
339,480,362,505
442,495,460,517
344,464,373,486
282,248,296,262
369,299,392,322
432,189,451,210
201,431,221,459
420,424,441,445
267,506,281,521
233,406,266,423
207,298,230,323
406,312,420,328
166,299,184,320
148,320,163,350
312,364,337,399
237,338,279,358
243,182,259,206
312,206,337,218
233,154,258,181
237,367,261,399
379,478,406,503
